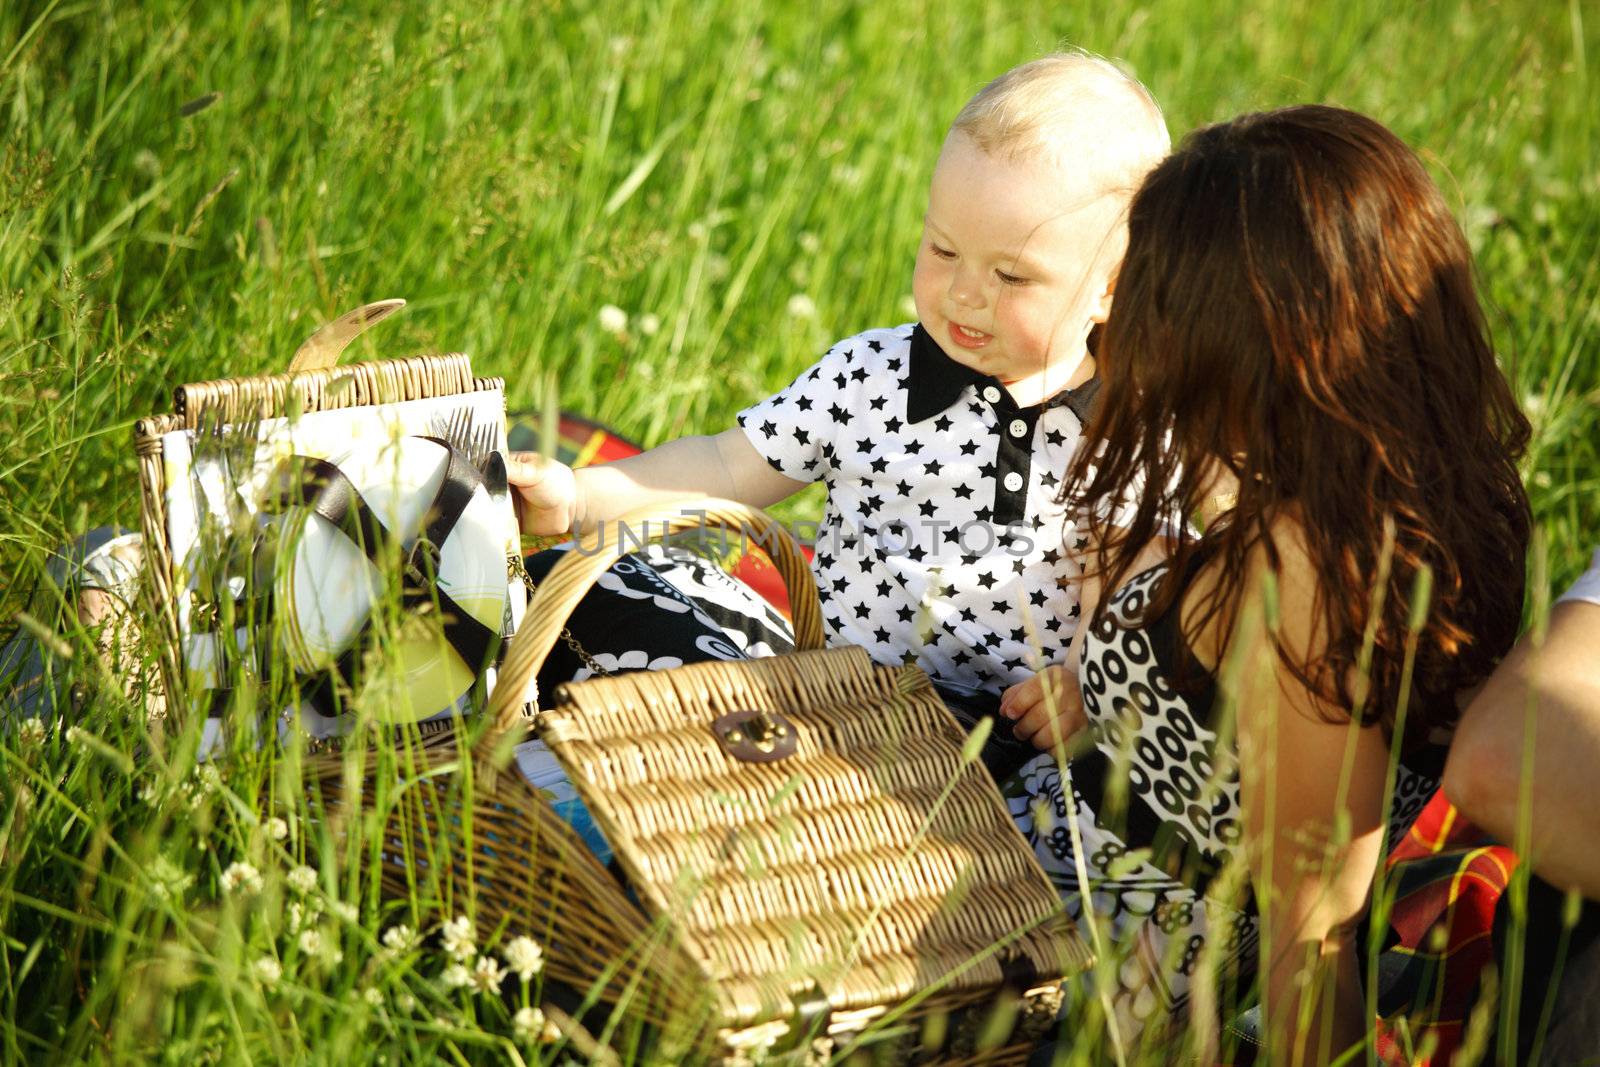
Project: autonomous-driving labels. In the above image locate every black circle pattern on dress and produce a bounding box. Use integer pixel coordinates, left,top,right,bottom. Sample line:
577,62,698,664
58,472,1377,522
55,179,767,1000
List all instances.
1074,565,1243,858
1004,556,1447,1026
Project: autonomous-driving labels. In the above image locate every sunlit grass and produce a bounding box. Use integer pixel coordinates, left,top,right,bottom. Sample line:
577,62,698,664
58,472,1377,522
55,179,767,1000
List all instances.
2,0,1596,1062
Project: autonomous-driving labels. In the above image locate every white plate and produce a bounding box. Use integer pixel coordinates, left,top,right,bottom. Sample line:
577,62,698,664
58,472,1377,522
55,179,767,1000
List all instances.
275,436,508,721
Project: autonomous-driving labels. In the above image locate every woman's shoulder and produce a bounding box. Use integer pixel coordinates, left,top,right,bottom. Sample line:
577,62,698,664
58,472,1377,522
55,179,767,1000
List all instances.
1182,511,1327,672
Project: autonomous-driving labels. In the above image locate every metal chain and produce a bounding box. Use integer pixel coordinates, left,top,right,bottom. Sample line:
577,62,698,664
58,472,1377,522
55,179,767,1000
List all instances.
508,554,611,678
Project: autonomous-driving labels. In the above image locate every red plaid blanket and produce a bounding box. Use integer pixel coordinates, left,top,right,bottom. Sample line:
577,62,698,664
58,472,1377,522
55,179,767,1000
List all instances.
1370,795,1516,1064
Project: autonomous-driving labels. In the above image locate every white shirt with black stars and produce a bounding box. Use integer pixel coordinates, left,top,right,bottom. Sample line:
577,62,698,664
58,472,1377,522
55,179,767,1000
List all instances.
737,322,1105,694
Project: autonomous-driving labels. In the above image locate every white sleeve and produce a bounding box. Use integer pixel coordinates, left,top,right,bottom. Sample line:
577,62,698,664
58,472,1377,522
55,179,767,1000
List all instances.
735,337,858,483
1557,547,1600,608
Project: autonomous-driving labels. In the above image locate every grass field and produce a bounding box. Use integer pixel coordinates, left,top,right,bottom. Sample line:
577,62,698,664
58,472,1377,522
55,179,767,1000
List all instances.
2,0,1597,1063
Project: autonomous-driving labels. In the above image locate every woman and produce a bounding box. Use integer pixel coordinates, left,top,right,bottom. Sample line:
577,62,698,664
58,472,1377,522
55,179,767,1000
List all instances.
1002,105,1531,1063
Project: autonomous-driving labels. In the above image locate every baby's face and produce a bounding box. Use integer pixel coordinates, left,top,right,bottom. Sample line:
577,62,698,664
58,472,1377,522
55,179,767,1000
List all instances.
913,132,1127,404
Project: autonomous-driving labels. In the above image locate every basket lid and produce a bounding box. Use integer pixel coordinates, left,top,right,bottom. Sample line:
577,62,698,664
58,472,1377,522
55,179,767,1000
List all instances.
538,646,1091,1032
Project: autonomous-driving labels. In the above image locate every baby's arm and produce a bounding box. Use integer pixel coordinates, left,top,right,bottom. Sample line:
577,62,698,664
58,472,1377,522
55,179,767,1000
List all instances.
508,428,808,535
1000,531,1171,751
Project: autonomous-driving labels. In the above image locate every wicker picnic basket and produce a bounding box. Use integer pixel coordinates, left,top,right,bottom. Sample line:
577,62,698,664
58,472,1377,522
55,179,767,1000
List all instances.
133,308,1092,1064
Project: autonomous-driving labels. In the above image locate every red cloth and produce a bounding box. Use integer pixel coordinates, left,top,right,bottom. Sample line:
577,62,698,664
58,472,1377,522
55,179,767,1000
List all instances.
1372,794,1518,1064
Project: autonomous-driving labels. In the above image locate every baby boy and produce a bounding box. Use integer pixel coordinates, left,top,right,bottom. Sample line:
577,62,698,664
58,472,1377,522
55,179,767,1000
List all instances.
511,52,1170,732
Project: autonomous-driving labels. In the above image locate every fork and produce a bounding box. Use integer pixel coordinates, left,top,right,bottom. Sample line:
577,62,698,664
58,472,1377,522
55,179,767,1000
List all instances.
430,407,506,494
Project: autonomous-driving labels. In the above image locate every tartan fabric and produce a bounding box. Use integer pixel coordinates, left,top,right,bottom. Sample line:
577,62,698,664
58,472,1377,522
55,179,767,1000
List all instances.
506,410,812,620
1371,791,1518,1065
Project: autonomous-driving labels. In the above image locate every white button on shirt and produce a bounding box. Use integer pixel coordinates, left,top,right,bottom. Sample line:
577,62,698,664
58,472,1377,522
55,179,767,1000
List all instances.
736,323,1105,693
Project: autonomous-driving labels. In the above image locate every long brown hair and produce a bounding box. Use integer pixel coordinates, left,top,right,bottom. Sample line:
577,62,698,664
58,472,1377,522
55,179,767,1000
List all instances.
1066,105,1531,747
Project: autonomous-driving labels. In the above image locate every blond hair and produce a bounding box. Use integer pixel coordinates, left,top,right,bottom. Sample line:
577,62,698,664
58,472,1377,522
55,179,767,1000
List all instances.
951,50,1170,197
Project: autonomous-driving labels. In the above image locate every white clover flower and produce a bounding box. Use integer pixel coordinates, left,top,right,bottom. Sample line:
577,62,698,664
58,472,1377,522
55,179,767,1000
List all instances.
252,956,282,987
286,865,318,894
636,312,661,337
298,928,341,967
469,955,506,995
687,221,708,241
439,915,475,962
501,936,545,982
439,963,472,991
395,991,417,1013
513,1005,560,1043
706,254,730,281
597,304,628,334
64,725,87,746
137,781,159,805
798,231,820,255
147,854,193,902
786,294,816,320
195,764,222,791
330,900,358,924
381,924,418,954
18,718,47,746
264,817,289,842
512,1005,543,1041
362,986,384,1008
286,901,307,932
133,149,161,177
220,861,263,896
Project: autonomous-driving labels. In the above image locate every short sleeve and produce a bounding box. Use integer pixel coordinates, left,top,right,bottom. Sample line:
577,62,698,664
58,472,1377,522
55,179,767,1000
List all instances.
1558,547,1600,608
736,339,857,483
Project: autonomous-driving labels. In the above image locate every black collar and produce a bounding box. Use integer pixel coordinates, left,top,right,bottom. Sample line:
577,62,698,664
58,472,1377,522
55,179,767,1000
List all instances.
905,322,1103,425
906,323,990,422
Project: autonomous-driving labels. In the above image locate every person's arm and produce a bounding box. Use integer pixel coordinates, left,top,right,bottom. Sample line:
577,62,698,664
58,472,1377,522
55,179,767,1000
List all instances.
1228,530,1389,1067
507,428,808,535
1004,461,1230,749
510,337,875,535
1001,533,1171,750
1441,597,1600,899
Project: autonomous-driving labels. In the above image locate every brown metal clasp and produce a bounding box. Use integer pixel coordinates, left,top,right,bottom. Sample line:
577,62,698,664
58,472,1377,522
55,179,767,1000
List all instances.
712,709,798,763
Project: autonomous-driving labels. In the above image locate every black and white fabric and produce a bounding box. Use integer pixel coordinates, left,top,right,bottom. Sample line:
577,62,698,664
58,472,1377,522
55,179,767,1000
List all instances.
523,541,798,703
1003,558,1444,1033
737,323,1115,696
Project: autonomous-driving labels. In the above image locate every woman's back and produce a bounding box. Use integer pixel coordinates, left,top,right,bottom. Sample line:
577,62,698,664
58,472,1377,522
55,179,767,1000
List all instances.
1007,547,1445,1029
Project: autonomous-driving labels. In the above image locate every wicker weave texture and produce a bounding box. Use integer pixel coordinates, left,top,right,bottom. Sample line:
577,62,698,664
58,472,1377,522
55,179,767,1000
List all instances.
540,644,1088,1031
133,349,506,715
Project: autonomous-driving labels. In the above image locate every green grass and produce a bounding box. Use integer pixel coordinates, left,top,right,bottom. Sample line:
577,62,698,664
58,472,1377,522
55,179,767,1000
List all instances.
2,0,1597,1063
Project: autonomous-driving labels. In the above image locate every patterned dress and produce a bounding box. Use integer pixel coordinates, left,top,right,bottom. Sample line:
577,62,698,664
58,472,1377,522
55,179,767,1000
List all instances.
1003,559,1443,1030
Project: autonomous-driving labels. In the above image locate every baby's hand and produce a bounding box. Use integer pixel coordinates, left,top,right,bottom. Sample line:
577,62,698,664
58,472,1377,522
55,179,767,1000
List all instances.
505,452,579,535
999,664,1088,751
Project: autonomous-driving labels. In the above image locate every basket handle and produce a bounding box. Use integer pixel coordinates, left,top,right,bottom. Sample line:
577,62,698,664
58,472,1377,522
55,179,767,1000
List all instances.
288,299,407,372
477,499,823,767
